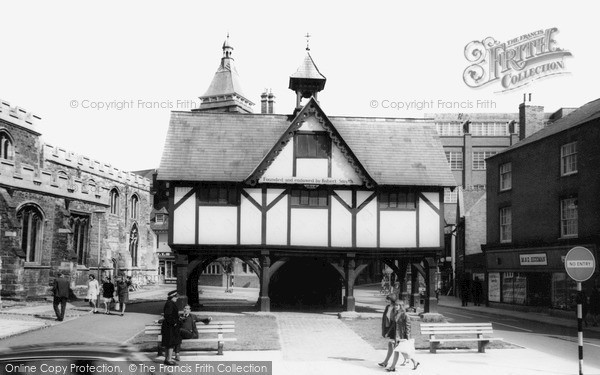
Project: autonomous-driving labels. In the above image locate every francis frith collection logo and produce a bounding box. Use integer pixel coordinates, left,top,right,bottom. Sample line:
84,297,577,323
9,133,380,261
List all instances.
463,27,572,92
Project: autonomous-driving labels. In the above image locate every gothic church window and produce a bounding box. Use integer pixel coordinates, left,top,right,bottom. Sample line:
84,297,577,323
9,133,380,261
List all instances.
129,224,138,267
130,194,139,219
0,131,14,160
71,214,89,265
110,189,119,214
18,205,44,263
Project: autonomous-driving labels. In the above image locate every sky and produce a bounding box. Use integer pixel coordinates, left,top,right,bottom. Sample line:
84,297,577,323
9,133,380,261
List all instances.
1,1,598,171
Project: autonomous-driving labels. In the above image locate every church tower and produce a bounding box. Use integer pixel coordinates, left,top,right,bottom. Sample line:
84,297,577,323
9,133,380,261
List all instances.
194,34,255,113
288,37,326,110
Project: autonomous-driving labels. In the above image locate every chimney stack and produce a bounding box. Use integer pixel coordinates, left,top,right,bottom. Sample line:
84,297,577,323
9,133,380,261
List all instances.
260,90,268,114
518,93,545,140
267,90,275,114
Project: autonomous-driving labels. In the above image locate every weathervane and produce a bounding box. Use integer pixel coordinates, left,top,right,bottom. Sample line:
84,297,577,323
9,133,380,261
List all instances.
305,32,311,51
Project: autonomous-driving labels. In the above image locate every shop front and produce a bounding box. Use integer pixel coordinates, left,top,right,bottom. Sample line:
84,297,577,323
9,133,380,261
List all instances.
484,245,598,311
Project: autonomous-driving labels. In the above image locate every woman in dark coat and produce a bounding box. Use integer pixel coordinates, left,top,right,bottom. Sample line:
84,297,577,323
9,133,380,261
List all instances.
161,290,181,365
378,295,396,368
384,301,420,371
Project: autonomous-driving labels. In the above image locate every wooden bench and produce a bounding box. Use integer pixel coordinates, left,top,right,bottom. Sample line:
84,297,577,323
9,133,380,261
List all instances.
145,320,236,355
419,322,502,353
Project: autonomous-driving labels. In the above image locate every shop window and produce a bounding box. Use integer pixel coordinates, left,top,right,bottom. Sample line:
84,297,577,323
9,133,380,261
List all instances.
499,162,512,191
551,273,578,310
18,205,44,263
379,191,416,210
560,197,578,237
561,142,577,176
501,272,526,304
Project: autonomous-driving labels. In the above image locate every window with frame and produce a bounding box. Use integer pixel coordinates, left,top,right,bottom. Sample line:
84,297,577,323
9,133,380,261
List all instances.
561,142,577,176
470,122,509,136
444,188,457,203
500,162,512,191
295,132,331,158
109,189,119,215
435,122,463,136
203,263,221,275
18,205,44,263
499,206,512,243
560,197,578,237
445,151,463,170
0,131,14,160
379,191,416,210
199,185,237,205
70,214,89,265
472,151,497,170
290,189,328,207
130,194,139,219
155,213,165,224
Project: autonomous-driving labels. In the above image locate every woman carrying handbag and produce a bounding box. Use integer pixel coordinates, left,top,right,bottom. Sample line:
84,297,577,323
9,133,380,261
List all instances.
384,300,420,371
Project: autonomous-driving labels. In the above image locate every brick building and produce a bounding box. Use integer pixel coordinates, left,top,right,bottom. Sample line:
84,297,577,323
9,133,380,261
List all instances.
0,99,155,300
483,98,600,311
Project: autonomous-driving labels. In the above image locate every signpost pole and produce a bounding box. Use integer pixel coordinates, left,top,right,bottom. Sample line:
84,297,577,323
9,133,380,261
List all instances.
577,282,583,375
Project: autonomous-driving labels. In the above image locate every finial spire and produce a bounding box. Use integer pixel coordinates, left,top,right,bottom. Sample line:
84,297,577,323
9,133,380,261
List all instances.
305,32,311,51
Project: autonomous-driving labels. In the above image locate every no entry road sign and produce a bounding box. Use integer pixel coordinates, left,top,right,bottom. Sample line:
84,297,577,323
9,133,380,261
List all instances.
565,246,596,282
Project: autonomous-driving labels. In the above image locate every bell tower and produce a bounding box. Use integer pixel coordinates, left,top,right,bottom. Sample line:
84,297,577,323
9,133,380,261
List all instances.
288,33,326,110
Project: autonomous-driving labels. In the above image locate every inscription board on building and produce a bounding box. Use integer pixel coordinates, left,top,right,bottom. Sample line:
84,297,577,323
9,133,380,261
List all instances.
519,253,547,266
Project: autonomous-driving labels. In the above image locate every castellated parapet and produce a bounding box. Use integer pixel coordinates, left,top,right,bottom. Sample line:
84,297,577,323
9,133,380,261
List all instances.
0,99,41,134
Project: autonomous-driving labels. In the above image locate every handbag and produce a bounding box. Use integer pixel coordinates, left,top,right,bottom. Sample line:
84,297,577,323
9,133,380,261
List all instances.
394,338,415,355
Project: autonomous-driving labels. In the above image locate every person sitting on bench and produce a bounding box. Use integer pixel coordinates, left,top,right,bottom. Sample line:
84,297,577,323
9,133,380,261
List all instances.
173,305,212,361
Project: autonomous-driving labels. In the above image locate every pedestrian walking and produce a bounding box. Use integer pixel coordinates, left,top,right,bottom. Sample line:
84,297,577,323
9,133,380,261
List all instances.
378,295,397,368
52,271,70,321
101,276,115,314
161,290,181,365
460,276,470,307
116,275,130,316
384,300,420,371
86,274,100,313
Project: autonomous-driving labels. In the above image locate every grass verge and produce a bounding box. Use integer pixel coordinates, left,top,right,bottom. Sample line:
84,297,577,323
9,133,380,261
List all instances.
130,314,281,352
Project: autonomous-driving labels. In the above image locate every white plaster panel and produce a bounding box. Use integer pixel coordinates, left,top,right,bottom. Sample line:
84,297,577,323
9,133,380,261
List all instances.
422,192,440,210
174,187,192,205
244,188,262,206
266,189,286,206
240,195,261,244
267,198,288,245
173,192,196,244
331,146,362,184
356,200,377,247
296,159,329,178
419,197,440,247
334,190,352,207
380,211,417,248
331,199,352,247
357,191,375,208
298,116,326,131
198,206,237,244
261,141,294,178
290,209,328,246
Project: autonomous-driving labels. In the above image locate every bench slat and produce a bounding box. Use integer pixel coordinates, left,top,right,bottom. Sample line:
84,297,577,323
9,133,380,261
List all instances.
431,338,503,343
179,338,237,343
421,323,493,326
421,330,494,334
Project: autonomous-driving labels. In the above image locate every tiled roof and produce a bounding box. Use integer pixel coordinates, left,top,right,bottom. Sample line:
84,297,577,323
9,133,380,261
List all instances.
201,59,251,102
158,110,456,188
290,52,326,80
494,98,600,156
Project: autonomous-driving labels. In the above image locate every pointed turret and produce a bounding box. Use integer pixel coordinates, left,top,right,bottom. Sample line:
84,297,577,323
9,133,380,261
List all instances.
289,41,326,109
194,34,255,113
